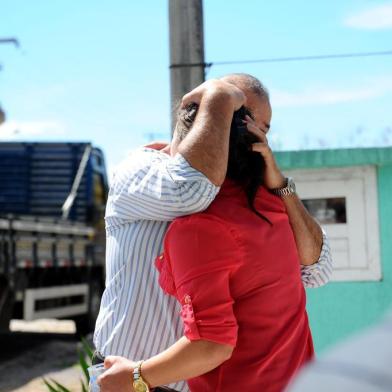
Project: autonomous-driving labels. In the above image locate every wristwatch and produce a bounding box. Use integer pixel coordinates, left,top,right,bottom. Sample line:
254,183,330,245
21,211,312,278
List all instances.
271,177,296,197
133,361,150,392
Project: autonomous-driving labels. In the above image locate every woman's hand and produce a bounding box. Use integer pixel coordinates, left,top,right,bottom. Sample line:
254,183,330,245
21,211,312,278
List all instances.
244,115,286,190
98,356,137,392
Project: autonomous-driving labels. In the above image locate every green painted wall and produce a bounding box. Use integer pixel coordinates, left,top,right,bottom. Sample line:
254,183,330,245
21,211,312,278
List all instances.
276,147,392,353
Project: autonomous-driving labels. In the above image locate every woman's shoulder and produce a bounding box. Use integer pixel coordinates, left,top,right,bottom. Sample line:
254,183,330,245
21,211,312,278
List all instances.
166,212,244,262
170,210,235,236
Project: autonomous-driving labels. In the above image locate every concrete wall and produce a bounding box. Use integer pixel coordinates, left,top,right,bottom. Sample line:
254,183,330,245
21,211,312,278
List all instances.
276,147,392,352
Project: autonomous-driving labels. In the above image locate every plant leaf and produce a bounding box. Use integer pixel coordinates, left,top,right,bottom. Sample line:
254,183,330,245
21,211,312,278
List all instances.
51,379,72,392
78,349,90,382
81,379,88,392
42,379,60,392
80,336,94,360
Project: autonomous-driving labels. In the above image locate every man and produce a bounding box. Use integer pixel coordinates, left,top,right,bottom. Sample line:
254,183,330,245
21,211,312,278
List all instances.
94,74,332,391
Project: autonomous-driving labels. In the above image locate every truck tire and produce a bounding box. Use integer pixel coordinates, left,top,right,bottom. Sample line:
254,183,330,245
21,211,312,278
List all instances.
0,282,14,332
74,279,102,336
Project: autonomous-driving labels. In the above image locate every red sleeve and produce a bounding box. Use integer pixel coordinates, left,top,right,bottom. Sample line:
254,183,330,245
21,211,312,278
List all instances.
163,215,241,347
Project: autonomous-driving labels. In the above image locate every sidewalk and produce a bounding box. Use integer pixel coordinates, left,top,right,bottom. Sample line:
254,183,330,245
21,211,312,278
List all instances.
11,366,84,392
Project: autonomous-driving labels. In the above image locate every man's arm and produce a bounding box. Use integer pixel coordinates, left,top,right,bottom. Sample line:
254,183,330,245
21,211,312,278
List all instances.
108,151,219,222
251,133,333,286
300,231,333,288
280,192,323,265
177,79,246,186
267,174,333,286
245,117,332,273
109,80,246,223
262,166,325,266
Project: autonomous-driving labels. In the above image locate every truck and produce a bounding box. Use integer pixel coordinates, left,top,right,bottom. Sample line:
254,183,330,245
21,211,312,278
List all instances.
0,142,109,334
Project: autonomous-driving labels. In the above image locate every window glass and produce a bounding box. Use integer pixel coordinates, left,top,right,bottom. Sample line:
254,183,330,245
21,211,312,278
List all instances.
302,197,347,224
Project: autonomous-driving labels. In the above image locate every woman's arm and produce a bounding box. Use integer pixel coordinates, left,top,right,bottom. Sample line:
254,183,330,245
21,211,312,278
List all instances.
143,337,233,387
98,337,233,391
99,216,239,392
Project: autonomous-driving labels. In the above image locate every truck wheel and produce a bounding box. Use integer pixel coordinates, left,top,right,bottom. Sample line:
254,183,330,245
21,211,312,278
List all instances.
74,279,102,336
0,282,14,332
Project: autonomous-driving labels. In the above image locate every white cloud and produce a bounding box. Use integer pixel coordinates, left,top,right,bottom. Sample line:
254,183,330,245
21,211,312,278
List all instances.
271,77,392,108
345,3,392,29
0,120,65,140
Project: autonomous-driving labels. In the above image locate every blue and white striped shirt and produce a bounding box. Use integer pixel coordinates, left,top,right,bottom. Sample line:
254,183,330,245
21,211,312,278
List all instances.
93,147,332,391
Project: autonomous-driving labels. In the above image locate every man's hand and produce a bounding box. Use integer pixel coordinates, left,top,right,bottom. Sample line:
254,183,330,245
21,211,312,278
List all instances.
244,115,286,189
98,356,137,392
181,79,246,111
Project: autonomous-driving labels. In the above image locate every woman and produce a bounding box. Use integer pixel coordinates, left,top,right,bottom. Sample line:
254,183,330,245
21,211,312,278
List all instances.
99,104,314,392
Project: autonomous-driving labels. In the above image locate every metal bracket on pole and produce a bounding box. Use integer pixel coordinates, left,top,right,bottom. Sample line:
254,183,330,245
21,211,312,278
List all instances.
0,38,20,48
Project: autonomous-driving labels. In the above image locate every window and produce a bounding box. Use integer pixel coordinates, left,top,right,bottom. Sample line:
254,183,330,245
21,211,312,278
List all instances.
285,166,381,281
302,197,347,224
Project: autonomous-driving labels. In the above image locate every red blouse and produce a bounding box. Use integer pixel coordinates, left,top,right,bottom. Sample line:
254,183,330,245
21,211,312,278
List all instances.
156,180,314,392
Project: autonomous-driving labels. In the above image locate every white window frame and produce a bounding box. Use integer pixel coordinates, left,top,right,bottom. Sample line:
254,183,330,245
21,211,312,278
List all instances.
285,165,381,282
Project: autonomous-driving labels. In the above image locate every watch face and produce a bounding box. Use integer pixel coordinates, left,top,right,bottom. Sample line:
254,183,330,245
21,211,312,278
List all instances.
133,380,149,392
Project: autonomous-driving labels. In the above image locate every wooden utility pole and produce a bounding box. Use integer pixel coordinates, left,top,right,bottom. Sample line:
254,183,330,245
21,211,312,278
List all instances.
0,38,20,124
0,106,4,125
169,0,205,131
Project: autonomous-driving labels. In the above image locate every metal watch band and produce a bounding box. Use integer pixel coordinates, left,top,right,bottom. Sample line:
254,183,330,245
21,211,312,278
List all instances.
271,177,296,197
133,360,150,391
133,360,143,381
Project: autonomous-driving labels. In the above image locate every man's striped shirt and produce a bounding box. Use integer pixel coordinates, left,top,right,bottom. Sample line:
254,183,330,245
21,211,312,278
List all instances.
93,148,333,391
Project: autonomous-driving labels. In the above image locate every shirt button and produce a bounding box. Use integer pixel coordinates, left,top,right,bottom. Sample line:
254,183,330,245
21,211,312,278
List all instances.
184,295,191,304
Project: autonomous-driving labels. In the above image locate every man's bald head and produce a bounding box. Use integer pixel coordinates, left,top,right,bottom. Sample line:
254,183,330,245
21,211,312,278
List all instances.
220,73,272,134
173,73,272,146
220,73,269,102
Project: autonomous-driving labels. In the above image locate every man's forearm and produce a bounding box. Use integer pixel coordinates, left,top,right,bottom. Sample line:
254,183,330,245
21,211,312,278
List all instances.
282,194,323,265
261,154,323,265
177,81,245,186
178,92,235,186
238,99,325,266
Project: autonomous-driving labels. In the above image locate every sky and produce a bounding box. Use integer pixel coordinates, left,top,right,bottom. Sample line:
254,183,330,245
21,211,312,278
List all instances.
0,1,391,173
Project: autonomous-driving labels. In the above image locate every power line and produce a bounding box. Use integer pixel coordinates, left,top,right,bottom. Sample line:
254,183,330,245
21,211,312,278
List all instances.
169,49,392,69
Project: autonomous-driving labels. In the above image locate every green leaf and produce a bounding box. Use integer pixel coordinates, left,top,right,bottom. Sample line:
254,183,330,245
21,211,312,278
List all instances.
80,336,94,360
81,379,88,392
50,379,72,392
42,379,60,392
78,349,90,382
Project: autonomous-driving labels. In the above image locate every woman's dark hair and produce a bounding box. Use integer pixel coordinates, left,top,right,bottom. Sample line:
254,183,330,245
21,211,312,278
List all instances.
227,107,267,221
177,104,268,222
